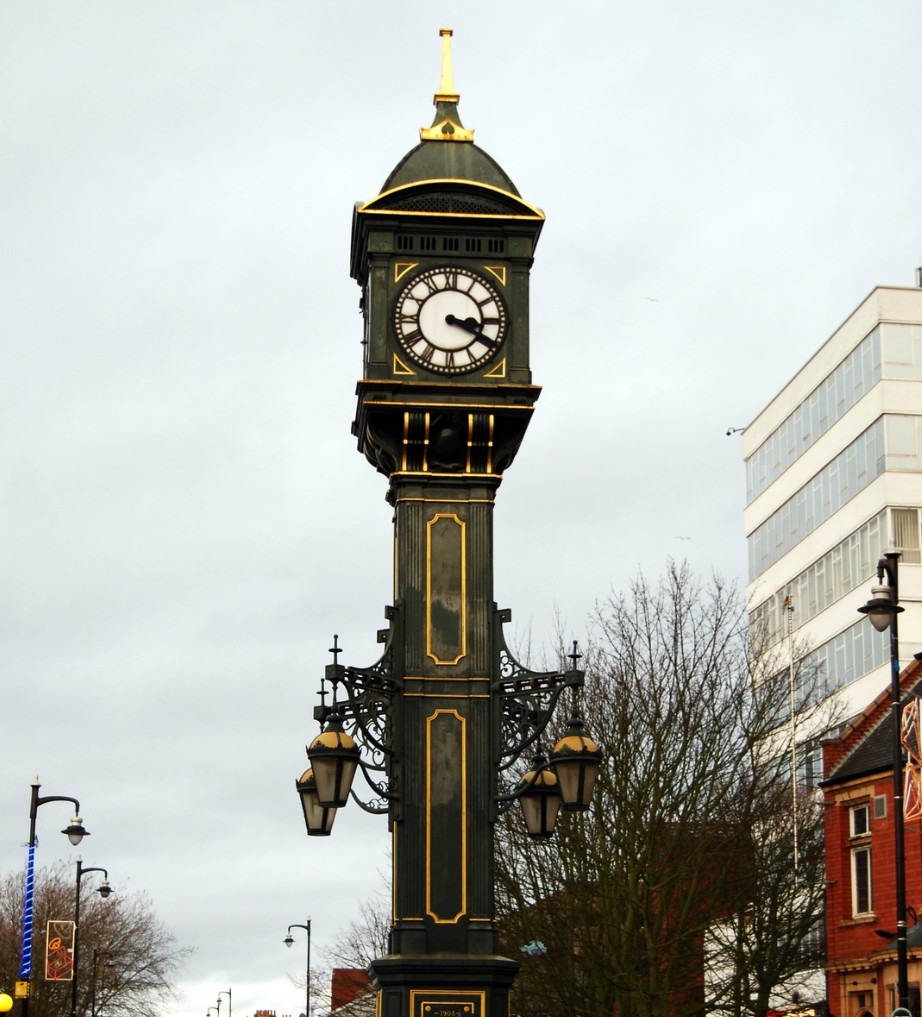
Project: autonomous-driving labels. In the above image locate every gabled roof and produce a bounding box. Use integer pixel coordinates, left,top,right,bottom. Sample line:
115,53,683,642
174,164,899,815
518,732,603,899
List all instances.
822,658,922,786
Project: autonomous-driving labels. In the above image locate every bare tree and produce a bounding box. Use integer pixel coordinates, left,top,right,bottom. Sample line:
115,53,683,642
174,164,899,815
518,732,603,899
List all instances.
495,563,830,1017
0,862,191,1017
326,890,391,973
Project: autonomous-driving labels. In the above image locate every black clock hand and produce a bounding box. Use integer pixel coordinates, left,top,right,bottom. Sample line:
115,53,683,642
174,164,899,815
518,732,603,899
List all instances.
445,314,499,348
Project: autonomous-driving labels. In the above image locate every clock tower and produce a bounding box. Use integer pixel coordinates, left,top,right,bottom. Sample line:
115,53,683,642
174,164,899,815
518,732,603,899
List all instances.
305,29,596,1017
351,29,544,491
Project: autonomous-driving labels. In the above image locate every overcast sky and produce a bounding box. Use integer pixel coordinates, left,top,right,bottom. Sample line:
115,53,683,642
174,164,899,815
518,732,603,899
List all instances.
3,2,922,1016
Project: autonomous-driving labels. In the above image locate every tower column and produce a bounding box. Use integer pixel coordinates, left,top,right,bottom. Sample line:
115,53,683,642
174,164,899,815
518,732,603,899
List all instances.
306,27,571,1017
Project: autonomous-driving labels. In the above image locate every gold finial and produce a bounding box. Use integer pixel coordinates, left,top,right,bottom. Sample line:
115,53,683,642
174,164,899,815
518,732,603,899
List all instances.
420,27,474,142
435,28,459,104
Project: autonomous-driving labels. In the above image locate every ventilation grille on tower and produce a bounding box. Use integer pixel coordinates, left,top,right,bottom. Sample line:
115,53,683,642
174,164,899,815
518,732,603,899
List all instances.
377,192,520,215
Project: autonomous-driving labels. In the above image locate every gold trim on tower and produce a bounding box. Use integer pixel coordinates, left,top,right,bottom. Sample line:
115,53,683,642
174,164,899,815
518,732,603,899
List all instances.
358,180,545,220
465,414,494,473
426,513,466,665
482,358,506,380
411,990,485,1017
425,708,467,923
393,353,416,376
394,262,419,283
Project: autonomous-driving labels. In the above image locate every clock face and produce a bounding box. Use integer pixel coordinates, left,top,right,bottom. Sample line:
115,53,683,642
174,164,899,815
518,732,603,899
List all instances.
394,266,507,375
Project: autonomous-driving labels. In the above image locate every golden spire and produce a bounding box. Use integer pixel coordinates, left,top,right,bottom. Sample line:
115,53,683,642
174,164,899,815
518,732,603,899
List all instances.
434,27,459,104
420,27,474,142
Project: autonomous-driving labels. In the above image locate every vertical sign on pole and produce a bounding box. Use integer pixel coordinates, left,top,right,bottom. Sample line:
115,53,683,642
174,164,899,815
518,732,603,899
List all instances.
44,921,75,982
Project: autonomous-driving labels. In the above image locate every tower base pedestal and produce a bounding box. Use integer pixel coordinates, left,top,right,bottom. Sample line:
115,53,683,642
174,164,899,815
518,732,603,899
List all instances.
370,954,519,1017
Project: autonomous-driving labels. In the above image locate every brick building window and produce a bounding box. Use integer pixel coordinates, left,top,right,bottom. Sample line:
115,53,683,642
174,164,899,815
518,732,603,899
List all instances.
887,984,920,1016
850,802,870,836
851,846,872,914
850,803,872,916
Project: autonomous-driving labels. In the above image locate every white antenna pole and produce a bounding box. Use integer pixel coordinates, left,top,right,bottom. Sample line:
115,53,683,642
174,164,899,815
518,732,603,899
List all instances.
786,595,799,872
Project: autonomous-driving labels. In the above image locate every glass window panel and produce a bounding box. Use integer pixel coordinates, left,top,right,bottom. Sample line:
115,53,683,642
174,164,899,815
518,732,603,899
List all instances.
852,846,871,915
748,510,889,653
745,330,883,504
886,415,918,459
892,507,921,564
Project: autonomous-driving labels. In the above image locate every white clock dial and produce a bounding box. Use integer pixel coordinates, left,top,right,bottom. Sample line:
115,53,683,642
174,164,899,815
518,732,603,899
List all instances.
394,266,507,375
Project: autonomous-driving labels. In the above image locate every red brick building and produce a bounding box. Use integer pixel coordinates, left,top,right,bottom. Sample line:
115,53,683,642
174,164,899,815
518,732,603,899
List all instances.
329,968,373,1012
821,657,922,1017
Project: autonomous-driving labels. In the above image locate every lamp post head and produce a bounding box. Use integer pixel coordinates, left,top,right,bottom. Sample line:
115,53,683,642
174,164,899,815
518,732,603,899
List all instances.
516,755,561,839
97,881,113,899
306,712,360,808
296,768,336,836
550,710,602,811
858,584,904,632
62,817,89,846
284,934,295,948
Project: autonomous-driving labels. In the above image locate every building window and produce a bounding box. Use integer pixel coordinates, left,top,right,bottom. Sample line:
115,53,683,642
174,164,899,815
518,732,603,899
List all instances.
851,845,872,915
881,320,922,380
887,984,921,1017
893,507,922,564
796,619,888,705
850,803,870,837
747,419,886,582
750,510,886,648
745,326,882,504
848,993,873,1017
874,794,887,820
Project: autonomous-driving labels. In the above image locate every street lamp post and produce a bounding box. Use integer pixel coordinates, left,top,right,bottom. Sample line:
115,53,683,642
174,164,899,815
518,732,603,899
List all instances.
17,779,89,1017
859,549,908,1010
72,861,112,1017
217,988,231,1017
284,922,311,1017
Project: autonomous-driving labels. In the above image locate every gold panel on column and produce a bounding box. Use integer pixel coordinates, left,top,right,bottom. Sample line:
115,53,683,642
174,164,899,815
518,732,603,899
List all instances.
412,991,483,1017
426,513,466,665
426,709,467,923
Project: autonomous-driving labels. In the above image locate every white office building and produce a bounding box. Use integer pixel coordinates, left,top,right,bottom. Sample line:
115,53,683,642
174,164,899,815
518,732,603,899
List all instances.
744,284,922,762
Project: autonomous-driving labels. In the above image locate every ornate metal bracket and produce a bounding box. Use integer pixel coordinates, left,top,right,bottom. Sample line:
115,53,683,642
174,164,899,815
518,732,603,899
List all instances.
492,608,584,809
314,608,403,814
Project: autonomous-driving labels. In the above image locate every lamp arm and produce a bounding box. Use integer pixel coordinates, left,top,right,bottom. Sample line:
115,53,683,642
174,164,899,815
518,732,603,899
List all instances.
495,675,579,770
348,760,396,814
79,867,108,879
314,608,403,759
333,679,396,758
34,794,81,816
492,608,585,769
494,760,553,812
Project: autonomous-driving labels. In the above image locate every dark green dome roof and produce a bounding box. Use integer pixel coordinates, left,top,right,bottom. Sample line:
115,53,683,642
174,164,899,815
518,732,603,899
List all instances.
381,102,520,196
382,138,520,195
